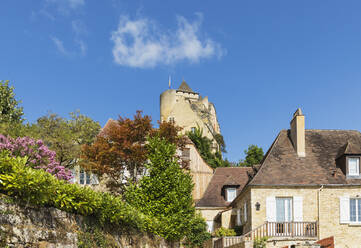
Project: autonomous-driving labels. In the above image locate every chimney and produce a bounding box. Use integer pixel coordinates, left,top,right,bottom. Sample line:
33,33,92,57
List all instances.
290,108,305,157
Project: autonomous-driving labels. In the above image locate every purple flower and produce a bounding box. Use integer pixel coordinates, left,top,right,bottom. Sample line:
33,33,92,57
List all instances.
0,134,72,182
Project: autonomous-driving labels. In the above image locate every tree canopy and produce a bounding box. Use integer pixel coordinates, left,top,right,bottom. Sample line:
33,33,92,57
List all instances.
30,111,101,168
125,136,210,244
0,80,24,124
82,111,186,193
239,144,264,167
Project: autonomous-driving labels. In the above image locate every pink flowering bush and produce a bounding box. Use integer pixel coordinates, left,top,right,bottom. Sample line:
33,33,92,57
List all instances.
0,134,72,181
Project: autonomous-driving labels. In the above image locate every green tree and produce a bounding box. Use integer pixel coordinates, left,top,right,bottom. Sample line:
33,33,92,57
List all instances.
0,80,26,137
239,145,264,167
0,80,24,124
31,111,100,168
125,136,209,244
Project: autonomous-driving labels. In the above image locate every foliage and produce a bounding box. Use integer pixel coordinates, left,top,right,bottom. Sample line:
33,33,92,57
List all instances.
0,134,72,181
214,133,226,153
213,227,236,237
125,136,195,240
30,111,101,168
184,214,212,247
82,111,152,192
0,80,24,124
82,111,185,193
0,151,153,233
253,237,268,248
239,145,264,167
77,227,118,248
187,126,229,168
126,136,210,245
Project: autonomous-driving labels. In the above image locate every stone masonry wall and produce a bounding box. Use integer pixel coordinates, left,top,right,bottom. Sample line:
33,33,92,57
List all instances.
0,194,172,248
243,186,361,248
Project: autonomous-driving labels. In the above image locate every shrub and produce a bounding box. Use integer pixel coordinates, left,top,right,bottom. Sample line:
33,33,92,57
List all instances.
184,214,211,247
213,227,236,237
0,150,152,233
253,237,268,248
0,134,72,181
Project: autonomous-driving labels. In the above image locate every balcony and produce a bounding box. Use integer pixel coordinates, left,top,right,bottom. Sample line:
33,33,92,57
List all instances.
213,221,318,248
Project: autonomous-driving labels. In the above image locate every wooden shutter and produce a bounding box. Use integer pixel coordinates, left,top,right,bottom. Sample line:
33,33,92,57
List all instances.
244,202,247,222
293,196,303,222
340,196,350,224
237,209,241,225
266,197,276,222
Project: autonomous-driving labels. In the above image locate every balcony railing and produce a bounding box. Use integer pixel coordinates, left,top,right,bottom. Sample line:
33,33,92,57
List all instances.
213,221,318,248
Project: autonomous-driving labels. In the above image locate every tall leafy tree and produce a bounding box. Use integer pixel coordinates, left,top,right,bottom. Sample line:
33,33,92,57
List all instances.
0,80,26,137
31,111,101,168
0,80,24,124
125,136,199,241
239,144,264,167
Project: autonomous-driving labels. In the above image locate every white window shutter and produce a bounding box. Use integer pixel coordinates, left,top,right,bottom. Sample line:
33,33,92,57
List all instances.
293,196,303,222
244,202,247,222
266,196,276,222
237,209,241,225
340,196,350,224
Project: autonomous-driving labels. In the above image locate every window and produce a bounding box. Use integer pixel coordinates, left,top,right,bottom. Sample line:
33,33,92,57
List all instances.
191,127,196,133
350,198,361,223
276,197,293,222
348,158,360,176
79,169,97,185
206,221,214,233
168,116,175,123
226,188,237,202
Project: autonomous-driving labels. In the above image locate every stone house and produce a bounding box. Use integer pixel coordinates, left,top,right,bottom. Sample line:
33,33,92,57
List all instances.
205,109,361,248
196,167,252,233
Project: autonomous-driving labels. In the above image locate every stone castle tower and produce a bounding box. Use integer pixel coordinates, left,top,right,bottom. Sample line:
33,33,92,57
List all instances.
160,81,221,150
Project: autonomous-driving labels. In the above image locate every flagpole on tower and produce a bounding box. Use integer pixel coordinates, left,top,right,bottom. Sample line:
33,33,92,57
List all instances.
168,75,171,89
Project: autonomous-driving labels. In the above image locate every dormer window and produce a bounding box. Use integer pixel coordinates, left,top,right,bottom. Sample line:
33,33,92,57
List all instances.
348,157,360,176
226,187,237,202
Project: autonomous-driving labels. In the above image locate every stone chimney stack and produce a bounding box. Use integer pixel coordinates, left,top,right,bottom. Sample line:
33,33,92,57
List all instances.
290,108,306,157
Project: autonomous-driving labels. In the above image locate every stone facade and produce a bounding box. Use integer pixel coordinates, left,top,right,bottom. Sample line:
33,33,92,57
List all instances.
160,82,221,151
229,186,361,248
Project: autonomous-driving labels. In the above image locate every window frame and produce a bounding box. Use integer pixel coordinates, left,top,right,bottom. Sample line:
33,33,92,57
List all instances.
347,157,360,177
225,187,237,202
275,197,293,222
350,198,361,223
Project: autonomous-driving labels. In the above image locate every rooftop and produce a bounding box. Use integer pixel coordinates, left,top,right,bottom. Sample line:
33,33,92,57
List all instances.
249,129,361,186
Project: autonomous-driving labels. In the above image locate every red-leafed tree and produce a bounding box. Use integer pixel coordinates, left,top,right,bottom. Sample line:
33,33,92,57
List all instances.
82,111,185,193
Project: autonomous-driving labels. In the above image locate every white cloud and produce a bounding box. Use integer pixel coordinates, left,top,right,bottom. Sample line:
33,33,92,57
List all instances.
51,36,70,56
51,36,86,56
111,14,224,68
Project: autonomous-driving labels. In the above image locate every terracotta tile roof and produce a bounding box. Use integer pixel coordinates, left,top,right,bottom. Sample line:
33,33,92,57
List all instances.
196,167,253,207
249,129,361,186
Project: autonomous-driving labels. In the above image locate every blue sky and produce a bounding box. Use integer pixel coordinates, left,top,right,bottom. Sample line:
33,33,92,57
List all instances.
1,0,361,162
